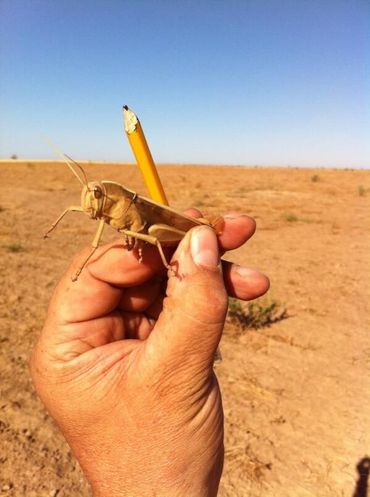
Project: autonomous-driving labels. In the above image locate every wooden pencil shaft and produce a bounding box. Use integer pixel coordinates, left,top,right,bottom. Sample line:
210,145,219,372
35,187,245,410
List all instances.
123,106,168,205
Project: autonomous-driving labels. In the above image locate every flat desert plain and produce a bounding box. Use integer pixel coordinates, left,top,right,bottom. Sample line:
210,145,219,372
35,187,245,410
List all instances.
1,161,369,497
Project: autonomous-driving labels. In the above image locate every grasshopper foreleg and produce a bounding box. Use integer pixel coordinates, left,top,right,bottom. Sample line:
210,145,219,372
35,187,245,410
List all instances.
119,229,170,269
72,219,105,282
44,206,84,238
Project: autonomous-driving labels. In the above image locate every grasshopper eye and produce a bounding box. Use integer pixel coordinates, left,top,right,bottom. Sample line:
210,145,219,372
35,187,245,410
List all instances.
94,187,103,199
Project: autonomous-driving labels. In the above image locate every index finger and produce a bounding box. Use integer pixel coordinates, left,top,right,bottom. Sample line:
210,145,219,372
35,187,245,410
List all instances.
184,209,256,251
49,241,165,325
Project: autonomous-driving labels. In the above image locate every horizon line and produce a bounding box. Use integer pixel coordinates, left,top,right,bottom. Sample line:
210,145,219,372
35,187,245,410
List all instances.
0,158,369,171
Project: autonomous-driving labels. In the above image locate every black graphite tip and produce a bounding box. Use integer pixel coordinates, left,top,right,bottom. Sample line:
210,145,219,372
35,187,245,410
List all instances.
123,105,129,110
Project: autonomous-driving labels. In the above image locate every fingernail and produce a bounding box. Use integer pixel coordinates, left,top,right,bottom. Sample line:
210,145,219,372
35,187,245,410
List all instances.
191,226,220,268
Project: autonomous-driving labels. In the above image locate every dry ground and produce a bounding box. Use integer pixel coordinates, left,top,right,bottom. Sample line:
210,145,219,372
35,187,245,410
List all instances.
0,161,369,497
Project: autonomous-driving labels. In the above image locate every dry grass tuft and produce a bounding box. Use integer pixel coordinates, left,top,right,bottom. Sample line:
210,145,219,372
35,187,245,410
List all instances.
227,297,288,331
2,242,25,253
358,185,369,197
282,212,298,223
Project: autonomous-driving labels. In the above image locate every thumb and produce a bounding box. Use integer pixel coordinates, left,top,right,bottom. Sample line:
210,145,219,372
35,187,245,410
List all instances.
149,225,228,368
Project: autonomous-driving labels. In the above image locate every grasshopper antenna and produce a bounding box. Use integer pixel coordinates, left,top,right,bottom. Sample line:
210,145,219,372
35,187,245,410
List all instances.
64,153,89,187
42,137,89,187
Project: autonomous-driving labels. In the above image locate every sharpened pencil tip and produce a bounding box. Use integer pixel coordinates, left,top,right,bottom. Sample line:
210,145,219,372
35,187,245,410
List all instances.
123,105,129,111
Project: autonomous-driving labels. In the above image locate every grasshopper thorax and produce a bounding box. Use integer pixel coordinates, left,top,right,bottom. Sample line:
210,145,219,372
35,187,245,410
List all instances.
81,182,105,219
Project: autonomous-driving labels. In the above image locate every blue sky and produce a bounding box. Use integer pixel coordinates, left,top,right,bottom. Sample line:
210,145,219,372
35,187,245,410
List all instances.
0,0,369,167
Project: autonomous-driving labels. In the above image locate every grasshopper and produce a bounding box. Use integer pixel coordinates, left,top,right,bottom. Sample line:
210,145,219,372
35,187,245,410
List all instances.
44,154,224,281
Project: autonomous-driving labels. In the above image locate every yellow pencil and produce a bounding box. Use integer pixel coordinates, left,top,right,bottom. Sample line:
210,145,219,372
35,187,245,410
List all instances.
123,105,222,362
123,105,168,205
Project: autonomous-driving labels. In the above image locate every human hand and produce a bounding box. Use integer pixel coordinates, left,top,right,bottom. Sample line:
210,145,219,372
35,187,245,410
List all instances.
30,213,269,497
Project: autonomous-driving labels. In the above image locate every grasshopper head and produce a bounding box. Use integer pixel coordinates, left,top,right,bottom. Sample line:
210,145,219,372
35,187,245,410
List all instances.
81,182,105,219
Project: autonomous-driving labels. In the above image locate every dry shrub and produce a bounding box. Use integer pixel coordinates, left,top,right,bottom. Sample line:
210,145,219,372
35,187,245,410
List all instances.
228,297,288,331
2,242,24,253
282,212,298,223
358,185,368,197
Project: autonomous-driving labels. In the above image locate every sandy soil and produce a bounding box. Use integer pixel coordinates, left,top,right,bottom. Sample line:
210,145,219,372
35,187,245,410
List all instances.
0,161,369,497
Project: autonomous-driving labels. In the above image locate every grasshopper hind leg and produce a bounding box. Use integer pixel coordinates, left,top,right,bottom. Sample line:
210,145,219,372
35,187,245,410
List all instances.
154,239,171,270
119,229,171,269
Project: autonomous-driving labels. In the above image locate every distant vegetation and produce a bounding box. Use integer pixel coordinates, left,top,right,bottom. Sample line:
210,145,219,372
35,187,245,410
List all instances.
282,212,298,223
311,174,320,182
228,297,288,330
358,185,369,197
2,242,24,253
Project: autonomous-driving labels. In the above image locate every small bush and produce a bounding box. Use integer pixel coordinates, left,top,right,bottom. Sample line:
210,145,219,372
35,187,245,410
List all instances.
283,212,298,223
10,154,18,160
226,186,250,198
2,242,24,253
311,174,320,182
358,185,367,197
228,297,288,330
194,198,205,207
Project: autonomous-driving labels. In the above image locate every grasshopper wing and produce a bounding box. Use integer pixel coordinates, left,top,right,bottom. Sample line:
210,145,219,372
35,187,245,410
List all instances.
134,195,208,232
103,181,206,232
